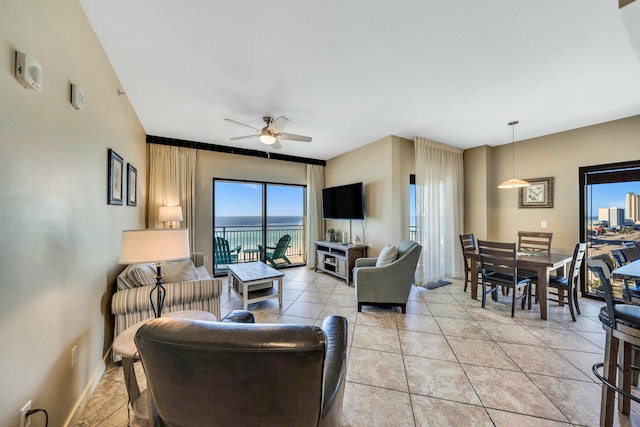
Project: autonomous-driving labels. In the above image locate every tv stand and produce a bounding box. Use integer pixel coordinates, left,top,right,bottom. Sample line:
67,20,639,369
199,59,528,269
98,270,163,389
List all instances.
315,241,367,285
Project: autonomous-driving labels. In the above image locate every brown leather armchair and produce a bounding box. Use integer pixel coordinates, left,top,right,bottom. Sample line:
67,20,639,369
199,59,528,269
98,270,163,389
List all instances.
134,311,348,427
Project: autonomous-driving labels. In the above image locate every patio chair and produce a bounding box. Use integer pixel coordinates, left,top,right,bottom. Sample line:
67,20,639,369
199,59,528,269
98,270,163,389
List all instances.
214,237,241,272
259,234,292,267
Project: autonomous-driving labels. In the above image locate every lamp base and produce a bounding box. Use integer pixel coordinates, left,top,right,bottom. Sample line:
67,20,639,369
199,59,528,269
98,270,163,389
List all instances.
151,264,166,318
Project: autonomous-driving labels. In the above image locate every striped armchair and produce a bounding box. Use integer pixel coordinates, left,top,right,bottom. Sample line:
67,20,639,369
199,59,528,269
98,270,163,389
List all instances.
111,253,223,361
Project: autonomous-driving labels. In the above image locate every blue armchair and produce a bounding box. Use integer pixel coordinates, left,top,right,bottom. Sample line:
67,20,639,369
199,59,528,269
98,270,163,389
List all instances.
353,240,422,313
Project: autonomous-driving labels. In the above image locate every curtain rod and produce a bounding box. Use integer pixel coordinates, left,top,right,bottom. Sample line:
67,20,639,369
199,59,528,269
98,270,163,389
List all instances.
146,135,326,166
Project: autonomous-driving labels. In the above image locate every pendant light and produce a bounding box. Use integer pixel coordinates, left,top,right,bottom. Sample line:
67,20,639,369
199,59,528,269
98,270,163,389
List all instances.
498,120,530,189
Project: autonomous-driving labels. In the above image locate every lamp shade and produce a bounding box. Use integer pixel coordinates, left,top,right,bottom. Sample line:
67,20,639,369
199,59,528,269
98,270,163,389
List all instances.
158,206,184,222
498,178,531,189
119,229,190,264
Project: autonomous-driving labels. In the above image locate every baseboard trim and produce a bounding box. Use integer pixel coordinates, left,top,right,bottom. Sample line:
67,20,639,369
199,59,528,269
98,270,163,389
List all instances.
62,352,109,427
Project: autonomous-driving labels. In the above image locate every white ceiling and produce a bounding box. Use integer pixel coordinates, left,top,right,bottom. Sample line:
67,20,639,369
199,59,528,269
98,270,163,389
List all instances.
79,0,640,161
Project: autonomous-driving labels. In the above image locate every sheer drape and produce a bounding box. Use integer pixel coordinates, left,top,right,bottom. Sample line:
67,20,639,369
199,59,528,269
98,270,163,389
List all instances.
306,164,324,268
414,137,464,285
148,143,197,251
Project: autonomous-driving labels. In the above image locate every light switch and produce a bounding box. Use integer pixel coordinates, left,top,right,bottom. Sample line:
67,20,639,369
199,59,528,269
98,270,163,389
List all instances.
541,221,547,228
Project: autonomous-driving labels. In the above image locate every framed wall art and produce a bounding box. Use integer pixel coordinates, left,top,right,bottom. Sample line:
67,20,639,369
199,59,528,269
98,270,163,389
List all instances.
518,177,554,208
127,163,137,206
108,149,124,205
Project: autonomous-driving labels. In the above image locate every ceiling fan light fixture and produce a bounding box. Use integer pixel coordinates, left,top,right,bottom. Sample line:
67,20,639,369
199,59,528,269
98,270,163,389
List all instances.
498,120,530,189
259,133,276,145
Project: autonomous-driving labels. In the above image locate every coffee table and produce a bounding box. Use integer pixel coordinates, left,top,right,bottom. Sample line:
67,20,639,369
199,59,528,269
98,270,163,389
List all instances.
227,261,283,310
112,310,217,419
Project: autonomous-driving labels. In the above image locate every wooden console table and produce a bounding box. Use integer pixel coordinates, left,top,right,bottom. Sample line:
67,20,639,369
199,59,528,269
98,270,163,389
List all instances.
315,240,367,285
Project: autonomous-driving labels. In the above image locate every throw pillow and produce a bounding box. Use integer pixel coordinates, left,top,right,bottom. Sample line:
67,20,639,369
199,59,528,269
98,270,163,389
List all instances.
127,263,157,287
162,260,198,283
376,244,398,267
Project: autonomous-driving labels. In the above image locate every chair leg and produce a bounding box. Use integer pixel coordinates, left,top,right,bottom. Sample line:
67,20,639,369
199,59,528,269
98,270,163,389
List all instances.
601,331,619,427
358,302,363,312
573,287,581,315
567,293,576,322
511,286,517,317
620,341,633,415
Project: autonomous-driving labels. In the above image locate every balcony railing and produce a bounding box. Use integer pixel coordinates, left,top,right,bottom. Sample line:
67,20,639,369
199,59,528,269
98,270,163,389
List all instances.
214,224,305,264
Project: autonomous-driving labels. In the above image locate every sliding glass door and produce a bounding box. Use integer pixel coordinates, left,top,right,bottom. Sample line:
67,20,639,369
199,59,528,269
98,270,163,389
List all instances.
579,161,640,297
213,179,306,276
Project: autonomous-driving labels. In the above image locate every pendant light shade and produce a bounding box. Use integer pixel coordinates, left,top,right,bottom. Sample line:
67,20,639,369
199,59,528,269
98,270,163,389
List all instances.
498,121,530,189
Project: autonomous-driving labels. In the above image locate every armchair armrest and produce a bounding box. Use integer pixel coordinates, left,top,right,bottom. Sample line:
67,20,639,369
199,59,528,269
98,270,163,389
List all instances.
320,315,348,426
355,257,377,268
230,245,241,254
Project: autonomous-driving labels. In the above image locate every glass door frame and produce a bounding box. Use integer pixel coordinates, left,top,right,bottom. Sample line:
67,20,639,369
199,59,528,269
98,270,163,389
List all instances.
212,178,307,277
579,159,640,298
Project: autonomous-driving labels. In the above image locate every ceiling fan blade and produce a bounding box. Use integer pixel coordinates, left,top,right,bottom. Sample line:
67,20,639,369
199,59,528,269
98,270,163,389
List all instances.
224,118,259,131
230,135,258,141
270,140,282,150
277,132,312,142
269,116,289,132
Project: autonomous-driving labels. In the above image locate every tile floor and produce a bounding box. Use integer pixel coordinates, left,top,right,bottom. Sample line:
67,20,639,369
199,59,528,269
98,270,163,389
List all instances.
77,267,640,426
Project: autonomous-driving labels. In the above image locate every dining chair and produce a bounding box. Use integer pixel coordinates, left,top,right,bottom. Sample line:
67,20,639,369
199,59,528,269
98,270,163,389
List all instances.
541,242,586,321
518,231,553,302
518,231,553,253
459,234,477,293
478,240,531,317
587,257,640,427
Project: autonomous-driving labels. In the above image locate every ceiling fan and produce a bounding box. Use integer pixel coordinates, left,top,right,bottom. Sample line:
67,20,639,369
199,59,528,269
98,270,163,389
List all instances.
224,116,312,149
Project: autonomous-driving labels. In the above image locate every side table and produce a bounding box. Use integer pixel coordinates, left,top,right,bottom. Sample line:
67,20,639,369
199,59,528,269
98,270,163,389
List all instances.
112,310,217,419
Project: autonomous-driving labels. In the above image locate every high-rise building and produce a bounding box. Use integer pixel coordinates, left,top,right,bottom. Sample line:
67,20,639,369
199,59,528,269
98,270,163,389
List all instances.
598,207,610,222
626,192,640,222
609,207,625,229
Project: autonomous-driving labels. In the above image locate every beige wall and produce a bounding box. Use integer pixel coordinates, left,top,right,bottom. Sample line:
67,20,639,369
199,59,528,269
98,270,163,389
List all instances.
0,1,146,425
464,115,640,254
325,135,414,256
194,150,307,271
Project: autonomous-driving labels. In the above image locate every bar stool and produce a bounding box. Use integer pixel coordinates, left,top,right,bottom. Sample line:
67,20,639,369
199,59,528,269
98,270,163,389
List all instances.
588,257,640,427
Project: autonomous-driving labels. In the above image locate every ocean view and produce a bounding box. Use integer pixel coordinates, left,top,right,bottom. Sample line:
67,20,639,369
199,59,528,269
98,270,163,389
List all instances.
216,215,303,229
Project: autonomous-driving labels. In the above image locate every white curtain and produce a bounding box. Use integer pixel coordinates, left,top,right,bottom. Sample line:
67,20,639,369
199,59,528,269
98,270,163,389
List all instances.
147,143,197,251
414,137,464,285
306,164,324,268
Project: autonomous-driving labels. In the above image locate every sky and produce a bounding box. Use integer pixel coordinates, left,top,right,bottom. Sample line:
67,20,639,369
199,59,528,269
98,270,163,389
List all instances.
214,181,304,217
590,181,640,216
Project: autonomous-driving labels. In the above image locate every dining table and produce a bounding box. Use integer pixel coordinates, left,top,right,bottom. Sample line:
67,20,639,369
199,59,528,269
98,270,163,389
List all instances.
612,258,640,303
466,250,573,320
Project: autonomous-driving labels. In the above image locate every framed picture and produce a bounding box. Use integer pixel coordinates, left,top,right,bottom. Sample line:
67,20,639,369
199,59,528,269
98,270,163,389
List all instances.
519,177,554,208
127,163,137,206
108,149,124,205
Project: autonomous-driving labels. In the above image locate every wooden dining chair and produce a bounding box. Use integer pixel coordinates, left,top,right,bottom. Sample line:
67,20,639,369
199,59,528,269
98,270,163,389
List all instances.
518,231,553,302
543,242,586,321
518,231,553,253
459,234,477,292
478,240,531,317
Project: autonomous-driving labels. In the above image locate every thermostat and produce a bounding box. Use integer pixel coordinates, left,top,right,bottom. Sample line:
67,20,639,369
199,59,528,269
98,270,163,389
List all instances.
15,51,42,92
70,83,85,110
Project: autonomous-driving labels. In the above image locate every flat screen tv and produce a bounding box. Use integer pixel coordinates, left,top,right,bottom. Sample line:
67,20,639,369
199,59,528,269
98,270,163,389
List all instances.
322,182,365,220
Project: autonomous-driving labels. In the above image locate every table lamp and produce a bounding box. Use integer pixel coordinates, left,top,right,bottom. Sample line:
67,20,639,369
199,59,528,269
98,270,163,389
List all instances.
119,228,190,317
158,206,184,228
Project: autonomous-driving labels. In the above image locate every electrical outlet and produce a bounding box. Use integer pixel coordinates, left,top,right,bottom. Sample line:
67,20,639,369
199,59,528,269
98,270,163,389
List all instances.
71,344,78,368
20,400,32,427
203,255,209,262
541,220,547,228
